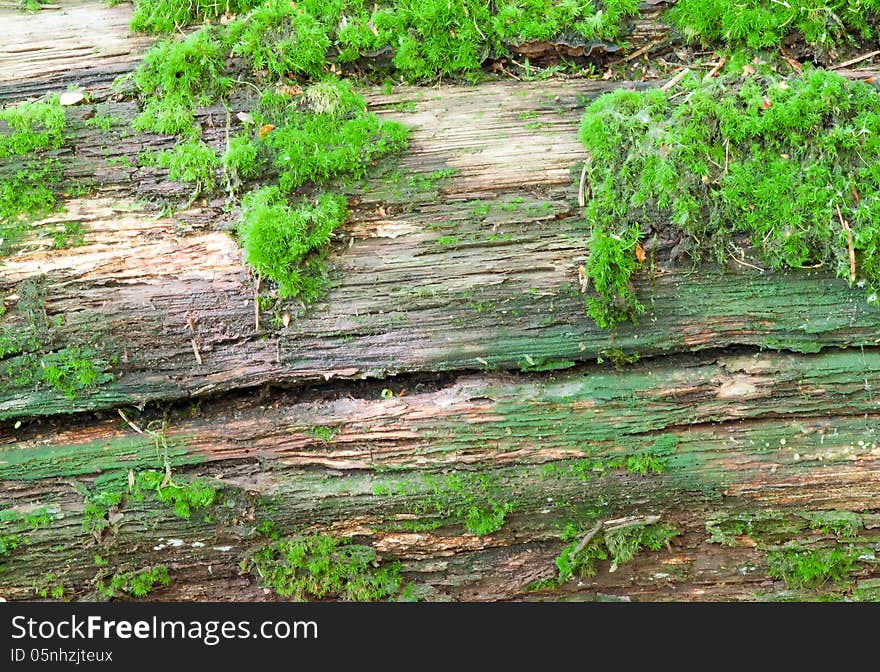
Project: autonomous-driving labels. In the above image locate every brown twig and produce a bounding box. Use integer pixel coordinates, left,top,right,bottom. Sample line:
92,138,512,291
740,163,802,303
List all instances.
577,157,591,207
623,39,663,63
571,522,602,557
660,68,690,92
830,49,880,71
254,273,261,333
603,514,661,533
703,56,726,81
117,409,144,434
190,339,203,366
836,203,856,282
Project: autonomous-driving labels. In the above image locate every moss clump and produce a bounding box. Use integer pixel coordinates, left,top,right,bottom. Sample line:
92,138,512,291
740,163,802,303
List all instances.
145,140,220,196
0,162,61,252
129,0,642,81
766,544,865,589
579,64,880,327
250,534,404,601
555,520,678,582
0,97,65,159
493,0,639,43
131,0,261,33
421,471,514,535
132,28,230,137
0,99,66,245
238,188,348,301
99,565,171,599
2,346,112,401
82,469,218,532
53,221,86,249
258,78,409,192
805,510,864,538
136,469,218,519
225,0,330,80
669,0,880,53
0,508,54,561
223,135,263,182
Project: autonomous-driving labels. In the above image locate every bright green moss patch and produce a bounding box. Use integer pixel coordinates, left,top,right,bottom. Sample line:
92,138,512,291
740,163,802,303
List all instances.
766,544,865,589
99,565,170,598
580,64,880,327
238,188,348,301
0,99,66,244
669,0,880,53
131,28,230,137
373,469,515,535
222,135,263,182
555,519,679,582
0,162,61,253
82,469,219,533
249,533,404,600
38,347,109,400
226,0,330,80
258,79,408,191
0,97,65,159
0,508,54,563
131,0,261,33
420,471,514,535
52,221,86,249
129,0,642,81
1,347,113,401
145,140,220,196
493,0,639,43
136,469,218,519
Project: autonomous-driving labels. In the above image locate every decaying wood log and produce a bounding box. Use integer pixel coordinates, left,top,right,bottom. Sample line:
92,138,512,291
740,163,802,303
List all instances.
2,1,880,603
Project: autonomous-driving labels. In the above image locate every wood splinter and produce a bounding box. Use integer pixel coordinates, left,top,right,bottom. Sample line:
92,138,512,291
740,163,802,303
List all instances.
836,203,856,282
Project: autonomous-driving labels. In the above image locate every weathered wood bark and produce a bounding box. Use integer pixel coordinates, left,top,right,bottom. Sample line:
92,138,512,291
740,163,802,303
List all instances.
2,1,880,603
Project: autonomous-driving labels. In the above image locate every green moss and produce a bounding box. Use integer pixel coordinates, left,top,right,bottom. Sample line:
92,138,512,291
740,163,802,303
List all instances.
407,168,457,192
311,426,336,442
99,565,170,598
145,140,220,195
0,98,66,245
53,221,86,249
258,78,409,192
766,544,865,589
421,471,514,535
580,65,880,327
32,572,66,600
669,0,880,53
249,533,404,600
0,161,61,252
84,112,121,133
131,0,261,33
82,469,217,533
0,97,65,159
238,187,348,302
556,520,679,582
132,27,230,137
0,508,54,562
225,0,330,80
804,510,864,538
136,469,218,519
128,0,641,81
223,135,263,182
38,348,110,400
597,348,640,368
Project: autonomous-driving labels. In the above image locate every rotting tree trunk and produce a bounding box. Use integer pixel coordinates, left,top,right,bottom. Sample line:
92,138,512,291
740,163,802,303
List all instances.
2,1,880,603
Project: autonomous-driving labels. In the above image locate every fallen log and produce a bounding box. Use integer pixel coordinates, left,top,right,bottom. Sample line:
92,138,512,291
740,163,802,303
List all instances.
2,1,880,603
